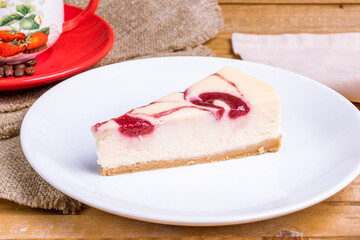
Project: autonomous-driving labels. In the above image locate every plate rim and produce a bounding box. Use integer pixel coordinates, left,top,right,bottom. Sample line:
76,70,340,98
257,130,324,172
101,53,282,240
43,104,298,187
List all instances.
20,56,360,226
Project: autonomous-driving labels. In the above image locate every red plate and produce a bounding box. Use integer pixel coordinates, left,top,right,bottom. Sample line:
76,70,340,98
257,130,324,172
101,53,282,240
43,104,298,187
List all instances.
0,4,114,91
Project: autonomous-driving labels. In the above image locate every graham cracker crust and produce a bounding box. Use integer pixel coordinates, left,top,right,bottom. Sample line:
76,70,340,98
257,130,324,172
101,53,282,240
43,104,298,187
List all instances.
100,136,281,176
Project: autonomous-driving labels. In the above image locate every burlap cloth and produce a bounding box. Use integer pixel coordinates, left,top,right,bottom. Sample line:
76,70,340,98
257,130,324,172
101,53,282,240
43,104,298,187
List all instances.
0,0,223,214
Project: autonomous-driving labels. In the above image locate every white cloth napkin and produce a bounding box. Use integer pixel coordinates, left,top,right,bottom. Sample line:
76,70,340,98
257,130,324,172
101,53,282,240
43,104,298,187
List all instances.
232,33,360,102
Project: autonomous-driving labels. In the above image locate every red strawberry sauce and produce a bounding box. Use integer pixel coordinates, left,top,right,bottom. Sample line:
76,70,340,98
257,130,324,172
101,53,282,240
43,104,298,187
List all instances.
93,74,250,137
114,115,154,137
189,92,249,120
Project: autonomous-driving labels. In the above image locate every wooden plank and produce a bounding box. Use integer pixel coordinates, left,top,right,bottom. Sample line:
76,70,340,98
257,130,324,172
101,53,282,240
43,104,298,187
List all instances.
205,37,232,53
325,185,360,202
0,204,360,238
219,0,360,4
0,200,63,216
219,4,360,34
355,103,360,110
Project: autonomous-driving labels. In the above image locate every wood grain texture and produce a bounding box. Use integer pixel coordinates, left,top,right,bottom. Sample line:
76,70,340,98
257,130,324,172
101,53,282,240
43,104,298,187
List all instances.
1,199,360,238
1,1,360,239
355,103,360,110
219,4,360,34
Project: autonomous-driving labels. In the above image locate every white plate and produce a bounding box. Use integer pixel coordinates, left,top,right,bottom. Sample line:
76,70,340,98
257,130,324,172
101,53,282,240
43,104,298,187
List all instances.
21,57,360,226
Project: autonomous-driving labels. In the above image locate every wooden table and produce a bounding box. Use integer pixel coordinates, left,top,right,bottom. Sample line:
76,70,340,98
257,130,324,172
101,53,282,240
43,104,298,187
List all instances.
1,0,360,238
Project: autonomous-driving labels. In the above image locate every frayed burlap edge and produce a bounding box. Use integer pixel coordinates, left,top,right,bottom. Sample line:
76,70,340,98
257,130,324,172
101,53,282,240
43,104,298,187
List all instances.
0,86,50,113
0,136,82,214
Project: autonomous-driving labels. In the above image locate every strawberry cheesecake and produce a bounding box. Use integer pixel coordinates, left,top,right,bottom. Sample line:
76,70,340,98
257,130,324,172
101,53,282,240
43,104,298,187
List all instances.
91,67,281,175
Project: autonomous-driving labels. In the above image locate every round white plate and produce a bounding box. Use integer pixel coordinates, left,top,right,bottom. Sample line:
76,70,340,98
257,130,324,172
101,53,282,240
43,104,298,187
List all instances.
21,57,360,226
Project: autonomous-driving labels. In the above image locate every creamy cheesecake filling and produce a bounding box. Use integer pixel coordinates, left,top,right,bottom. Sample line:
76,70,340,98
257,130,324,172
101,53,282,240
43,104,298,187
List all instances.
95,106,279,168
91,67,281,171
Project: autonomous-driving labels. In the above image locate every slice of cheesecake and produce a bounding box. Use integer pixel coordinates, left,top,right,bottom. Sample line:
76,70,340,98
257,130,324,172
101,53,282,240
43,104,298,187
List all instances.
91,66,281,175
